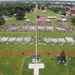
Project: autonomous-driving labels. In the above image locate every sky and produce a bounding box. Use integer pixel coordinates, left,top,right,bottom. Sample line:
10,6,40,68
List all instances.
0,0,75,1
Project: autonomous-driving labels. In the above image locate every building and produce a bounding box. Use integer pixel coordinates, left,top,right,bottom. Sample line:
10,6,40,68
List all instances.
65,6,75,15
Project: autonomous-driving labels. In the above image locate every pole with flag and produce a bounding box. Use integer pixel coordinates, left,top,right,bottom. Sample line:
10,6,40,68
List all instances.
35,15,38,64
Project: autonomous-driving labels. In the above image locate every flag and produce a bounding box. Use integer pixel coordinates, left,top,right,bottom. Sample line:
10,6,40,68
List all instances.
36,15,47,22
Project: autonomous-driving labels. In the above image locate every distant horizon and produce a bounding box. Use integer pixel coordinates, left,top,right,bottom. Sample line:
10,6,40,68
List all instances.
0,0,75,1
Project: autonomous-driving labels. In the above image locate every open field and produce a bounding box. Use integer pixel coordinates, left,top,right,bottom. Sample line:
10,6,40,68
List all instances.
0,10,75,75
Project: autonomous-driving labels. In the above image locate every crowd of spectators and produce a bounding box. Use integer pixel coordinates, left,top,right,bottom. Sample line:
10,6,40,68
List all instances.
20,26,54,32
2,23,20,32
1,21,53,32
55,23,73,32
23,21,52,25
1,21,73,32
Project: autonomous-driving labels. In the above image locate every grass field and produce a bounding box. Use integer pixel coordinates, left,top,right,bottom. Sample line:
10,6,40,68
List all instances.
0,10,75,75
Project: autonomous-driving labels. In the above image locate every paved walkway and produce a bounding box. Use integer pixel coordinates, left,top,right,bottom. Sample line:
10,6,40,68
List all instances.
0,52,75,55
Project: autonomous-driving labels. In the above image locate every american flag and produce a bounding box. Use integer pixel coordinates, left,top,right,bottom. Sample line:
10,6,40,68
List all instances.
36,15,47,22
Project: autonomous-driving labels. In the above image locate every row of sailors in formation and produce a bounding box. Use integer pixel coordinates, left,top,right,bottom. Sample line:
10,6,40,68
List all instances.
2,26,54,32
2,26,73,32
1,22,73,32
23,21,52,25
55,23,73,32
0,36,74,44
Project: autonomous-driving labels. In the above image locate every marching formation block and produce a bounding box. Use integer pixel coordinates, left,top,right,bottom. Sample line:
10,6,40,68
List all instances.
0,37,75,45
0,37,35,43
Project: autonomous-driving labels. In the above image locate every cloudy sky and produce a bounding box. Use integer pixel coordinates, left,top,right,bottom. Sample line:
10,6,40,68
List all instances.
0,0,15,1
0,0,75,1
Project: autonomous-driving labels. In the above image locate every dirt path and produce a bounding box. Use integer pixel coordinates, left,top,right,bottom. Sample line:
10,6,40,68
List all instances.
0,72,4,75
18,56,29,75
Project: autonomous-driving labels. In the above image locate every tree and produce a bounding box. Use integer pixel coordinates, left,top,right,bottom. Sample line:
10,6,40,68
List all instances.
71,16,75,25
41,6,45,10
0,17,5,25
0,2,34,17
59,50,66,62
61,11,66,16
15,10,25,20
0,12,3,17
4,11,11,16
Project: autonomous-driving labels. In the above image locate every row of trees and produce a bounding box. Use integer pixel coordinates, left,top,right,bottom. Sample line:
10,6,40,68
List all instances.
0,2,75,25
0,2,34,17
0,2,35,25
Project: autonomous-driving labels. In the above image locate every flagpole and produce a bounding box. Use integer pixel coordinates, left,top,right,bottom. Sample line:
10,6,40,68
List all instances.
35,15,38,64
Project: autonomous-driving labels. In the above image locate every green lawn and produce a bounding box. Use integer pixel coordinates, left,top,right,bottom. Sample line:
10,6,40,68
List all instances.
0,10,75,75
23,55,75,75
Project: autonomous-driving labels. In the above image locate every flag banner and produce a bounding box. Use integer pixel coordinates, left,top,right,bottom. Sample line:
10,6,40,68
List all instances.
36,15,47,22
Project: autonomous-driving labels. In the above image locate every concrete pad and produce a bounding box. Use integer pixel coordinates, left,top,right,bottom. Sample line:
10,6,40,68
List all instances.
28,63,44,75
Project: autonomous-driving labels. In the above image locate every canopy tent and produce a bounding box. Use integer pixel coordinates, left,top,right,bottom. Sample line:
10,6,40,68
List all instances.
50,16,56,19
46,19,50,21
26,19,30,21
42,10,46,13
61,18,67,22
47,16,50,19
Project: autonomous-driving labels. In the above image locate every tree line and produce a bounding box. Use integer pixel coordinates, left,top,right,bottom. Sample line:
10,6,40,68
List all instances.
0,2,35,25
0,2,75,25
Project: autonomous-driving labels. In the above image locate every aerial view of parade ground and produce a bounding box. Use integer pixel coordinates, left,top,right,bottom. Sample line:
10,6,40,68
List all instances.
0,1,75,75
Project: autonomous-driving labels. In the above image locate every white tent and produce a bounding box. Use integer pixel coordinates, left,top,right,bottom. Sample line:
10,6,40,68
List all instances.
61,18,67,22
46,19,50,21
49,16,56,19
53,16,56,19
42,10,46,13
47,16,50,19
26,19,30,22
